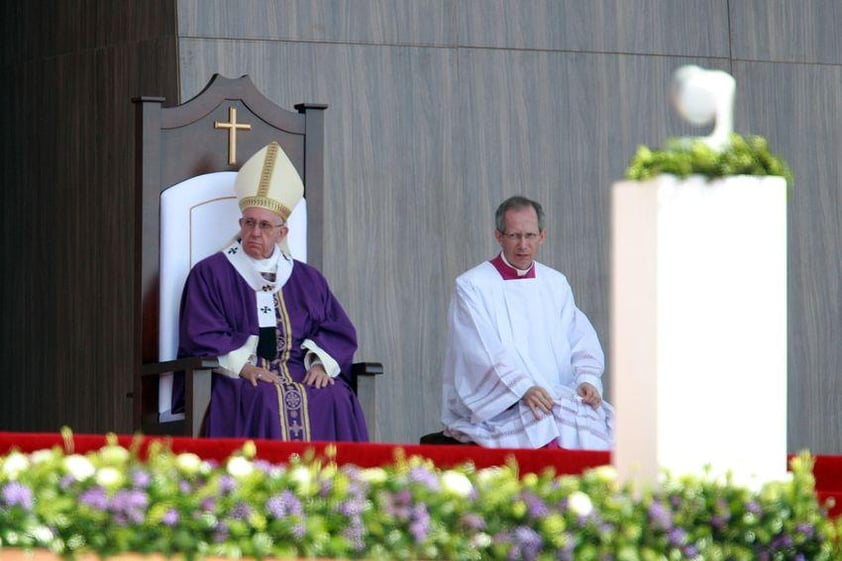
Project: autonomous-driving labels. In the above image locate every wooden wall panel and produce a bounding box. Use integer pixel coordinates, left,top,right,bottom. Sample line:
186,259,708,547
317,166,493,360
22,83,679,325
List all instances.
0,2,179,434
177,39,459,443
176,32,732,443
174,1,842,449
730,0,842,64
458,0,730,56
4,1,841,453
452,51,731,413
1,0,177,63
175,0,731,56
733,60,842,454
176,0,459,46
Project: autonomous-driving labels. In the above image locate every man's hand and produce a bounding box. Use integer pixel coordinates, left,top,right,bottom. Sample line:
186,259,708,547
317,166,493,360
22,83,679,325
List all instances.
577,382,602,409
303,363,335,388
522,386,554,420
240,363,281,387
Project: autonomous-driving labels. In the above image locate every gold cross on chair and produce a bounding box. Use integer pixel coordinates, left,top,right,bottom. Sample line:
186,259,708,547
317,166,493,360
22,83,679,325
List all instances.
214,106,252,165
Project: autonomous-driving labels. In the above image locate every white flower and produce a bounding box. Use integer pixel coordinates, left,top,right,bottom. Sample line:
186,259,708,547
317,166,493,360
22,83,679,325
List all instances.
63,454,95,481
568,491,593,517
358,467,388,484
592,465,618,483
226,456,254,478
175,453,202,476
1,451,30,480
95,466,124,488
30,525,54,543
441,470,473,497
29,449,55,465
470,533,492,548
289,465,313,493
99,445,130,465
476,466,506,488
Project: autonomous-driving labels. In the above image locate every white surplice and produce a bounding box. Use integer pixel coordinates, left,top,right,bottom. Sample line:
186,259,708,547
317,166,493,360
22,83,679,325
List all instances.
441,258,614,449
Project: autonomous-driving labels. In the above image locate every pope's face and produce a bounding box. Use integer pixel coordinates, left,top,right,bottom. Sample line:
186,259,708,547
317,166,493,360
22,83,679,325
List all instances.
239,207,288,259
494,206,546,270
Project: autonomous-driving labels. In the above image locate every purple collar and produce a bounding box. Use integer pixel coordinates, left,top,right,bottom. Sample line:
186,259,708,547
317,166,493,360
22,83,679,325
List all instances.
490,254,536,280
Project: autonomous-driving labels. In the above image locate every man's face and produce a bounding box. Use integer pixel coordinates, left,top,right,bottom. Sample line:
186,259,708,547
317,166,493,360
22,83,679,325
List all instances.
494,206,546,270
239,207,288,259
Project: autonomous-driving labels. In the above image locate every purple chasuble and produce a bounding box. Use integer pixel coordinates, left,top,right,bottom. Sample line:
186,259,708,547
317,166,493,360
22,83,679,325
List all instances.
177,252,368,441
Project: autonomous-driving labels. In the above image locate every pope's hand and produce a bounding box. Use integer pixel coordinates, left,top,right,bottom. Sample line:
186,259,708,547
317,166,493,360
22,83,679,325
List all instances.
303,363,335,388
240,363,280,386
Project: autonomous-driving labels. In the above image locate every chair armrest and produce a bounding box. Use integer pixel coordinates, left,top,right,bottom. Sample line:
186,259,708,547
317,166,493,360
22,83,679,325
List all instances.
352,361,383,377
141,357,219,376
135,357,218,437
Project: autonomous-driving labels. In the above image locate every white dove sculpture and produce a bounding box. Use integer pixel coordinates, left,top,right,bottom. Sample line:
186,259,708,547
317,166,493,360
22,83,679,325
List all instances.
671,65,736,152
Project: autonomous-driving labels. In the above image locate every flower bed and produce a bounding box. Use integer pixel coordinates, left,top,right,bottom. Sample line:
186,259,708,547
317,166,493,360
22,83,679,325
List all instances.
1,432,840,560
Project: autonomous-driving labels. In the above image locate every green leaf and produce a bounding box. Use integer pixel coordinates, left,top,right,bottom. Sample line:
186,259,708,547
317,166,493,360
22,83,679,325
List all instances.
624,133,794,188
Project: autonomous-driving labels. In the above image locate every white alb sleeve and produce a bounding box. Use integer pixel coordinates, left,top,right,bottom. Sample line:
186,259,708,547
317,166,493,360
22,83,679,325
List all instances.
216,335,259,378
301,339,341,378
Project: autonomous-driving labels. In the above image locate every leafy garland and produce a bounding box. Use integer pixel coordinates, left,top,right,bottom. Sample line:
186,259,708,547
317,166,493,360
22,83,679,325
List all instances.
624,133,794,186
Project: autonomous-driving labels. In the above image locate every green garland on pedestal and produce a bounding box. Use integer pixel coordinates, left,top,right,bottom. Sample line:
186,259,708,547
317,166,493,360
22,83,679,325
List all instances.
625,133,794,187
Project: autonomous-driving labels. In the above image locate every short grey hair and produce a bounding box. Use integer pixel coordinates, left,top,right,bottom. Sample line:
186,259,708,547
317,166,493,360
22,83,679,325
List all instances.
495,196,545,233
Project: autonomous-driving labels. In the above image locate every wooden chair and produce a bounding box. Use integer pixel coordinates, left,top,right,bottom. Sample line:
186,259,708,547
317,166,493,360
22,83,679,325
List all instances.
132,74,382,437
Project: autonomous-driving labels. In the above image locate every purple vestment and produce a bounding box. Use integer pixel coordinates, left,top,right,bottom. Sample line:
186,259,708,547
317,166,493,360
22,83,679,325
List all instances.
177,251,368,441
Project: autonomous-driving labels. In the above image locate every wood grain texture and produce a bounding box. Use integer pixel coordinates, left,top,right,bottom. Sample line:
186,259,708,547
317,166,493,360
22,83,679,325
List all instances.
733,60,842,454
1,0,177,64
453,50,733,413
176,0,459,46
730,0,842,64
175,34,732,443
3,1,841,453
177,39,460,443
0,2,179,433
458,0,731,56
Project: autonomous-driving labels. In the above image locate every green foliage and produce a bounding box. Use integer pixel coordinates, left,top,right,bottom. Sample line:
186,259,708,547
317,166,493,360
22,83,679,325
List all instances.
0,434,838,560
625,133,794,187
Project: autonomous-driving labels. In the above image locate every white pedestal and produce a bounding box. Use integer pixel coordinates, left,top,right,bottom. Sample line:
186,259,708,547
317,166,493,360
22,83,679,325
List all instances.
611,174,788,487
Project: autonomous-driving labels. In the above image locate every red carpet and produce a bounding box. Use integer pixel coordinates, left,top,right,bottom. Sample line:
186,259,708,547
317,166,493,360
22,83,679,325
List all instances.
1,432,839,517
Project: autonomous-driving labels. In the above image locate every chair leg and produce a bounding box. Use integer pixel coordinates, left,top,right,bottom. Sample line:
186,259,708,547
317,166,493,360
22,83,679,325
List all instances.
356,374,377,441
185,369,212,437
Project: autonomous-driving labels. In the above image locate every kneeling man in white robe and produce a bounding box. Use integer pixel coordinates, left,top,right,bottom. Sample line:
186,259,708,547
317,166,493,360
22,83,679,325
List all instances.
441,195,614,450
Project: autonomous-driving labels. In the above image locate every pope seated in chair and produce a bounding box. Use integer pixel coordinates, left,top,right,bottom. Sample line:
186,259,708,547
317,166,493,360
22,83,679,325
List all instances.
177,142,368,441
